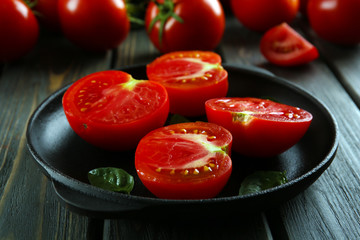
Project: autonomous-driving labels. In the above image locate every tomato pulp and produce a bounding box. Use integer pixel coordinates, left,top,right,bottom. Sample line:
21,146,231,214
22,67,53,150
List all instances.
205,97,313,157
260,23,319,66
62,70,169,151
147,51,228,116
135,122,233,199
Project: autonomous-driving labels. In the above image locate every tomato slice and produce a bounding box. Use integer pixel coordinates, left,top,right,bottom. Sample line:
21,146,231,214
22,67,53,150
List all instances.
260,23,319,66
146,51,228,117
205,97,313,157
135,122,233,199
62,70,169,151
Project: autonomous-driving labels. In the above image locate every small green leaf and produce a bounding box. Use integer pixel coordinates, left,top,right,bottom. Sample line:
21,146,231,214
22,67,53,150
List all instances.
167,114,191,125
88,167,134,194
239,171,288,195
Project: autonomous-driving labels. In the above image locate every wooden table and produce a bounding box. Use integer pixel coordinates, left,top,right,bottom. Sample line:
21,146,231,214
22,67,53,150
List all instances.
1,14,360,239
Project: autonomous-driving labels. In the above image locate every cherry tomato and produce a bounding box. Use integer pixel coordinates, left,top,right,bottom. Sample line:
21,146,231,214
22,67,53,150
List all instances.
299,0,309,15
307,0,360,45
260,23,319,66
230,0,299,32
58,0,130,51
0,0,39,63
135,122,233,199
62,70,169,151
145,0,225,53
32,0,61,31
205,97,313,158
147,51,228,117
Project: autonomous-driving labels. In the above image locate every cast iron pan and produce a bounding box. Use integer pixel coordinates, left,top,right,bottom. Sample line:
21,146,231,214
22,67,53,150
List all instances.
26,64,338,219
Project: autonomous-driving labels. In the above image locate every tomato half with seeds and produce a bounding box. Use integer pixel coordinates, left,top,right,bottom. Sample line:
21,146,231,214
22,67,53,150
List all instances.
135,122,232,199
205,97,313,157
147,51,228,116
260,23,319,66
62,70,169,151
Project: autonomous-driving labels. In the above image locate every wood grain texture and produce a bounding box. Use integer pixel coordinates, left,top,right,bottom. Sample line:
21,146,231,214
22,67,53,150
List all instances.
221,16,360,239
104,214,273,240
0,32,112,239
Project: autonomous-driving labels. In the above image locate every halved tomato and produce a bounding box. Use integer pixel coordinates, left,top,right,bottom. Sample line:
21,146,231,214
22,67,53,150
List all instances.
205,97,313,157
62,70,169,151
260,23,319,66
135,122,233,199
146,51,228,116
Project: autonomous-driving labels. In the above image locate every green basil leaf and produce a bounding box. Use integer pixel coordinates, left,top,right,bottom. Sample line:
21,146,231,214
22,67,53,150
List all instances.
88,167,134,194
239,171,288,195
167,114,191,125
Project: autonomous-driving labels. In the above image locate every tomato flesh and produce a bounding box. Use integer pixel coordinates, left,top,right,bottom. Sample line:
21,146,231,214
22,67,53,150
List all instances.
62,70,169,151
135,122,232,199
260,23,319,66
205,97,313,157
147,51,228,116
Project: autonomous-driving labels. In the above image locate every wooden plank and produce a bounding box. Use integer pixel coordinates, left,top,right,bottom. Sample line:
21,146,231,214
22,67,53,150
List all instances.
104,214,272,240
0,31,112,239
221,16,360,239
300,21,360,108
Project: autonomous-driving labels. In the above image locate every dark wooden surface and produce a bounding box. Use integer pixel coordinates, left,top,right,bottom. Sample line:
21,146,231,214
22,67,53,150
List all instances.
1,13,360,239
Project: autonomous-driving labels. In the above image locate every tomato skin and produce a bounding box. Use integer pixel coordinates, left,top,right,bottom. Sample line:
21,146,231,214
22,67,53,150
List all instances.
147,51,228,116
260,23,319,66
205,97,313,158
135,122,232,199
58,0,130,51
0,0,39,63
32,0,61,31
145,0,225,53
299,0,309,15
307,0,360,45
62,70,169,151
230,0,299,32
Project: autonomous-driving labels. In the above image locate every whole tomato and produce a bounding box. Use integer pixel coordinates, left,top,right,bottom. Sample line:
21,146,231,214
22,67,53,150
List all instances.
58,0,130,51
145,0,225,53
230,0,299,32
0,0,39,63
299,0,309,15
32,0,61,31
307,0,360,45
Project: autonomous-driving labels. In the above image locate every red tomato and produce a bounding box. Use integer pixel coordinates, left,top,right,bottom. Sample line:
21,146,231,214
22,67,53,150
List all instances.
62,70,169,151
205,97,313,158
58,0,130,51
135,122,233,199
145,0,225,53
147,51,228,117
260,23,319,66
0,0,39,63
230,0,299,32
32,0,61,31
307,0,360,45
300,0,309,15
